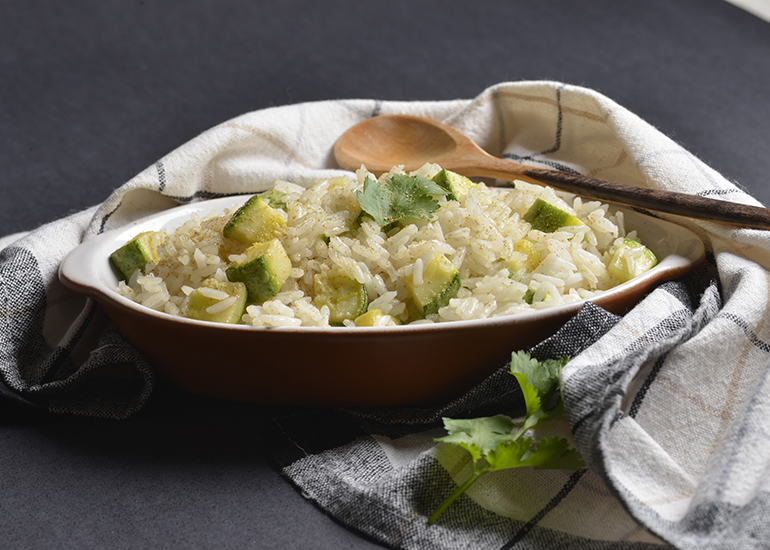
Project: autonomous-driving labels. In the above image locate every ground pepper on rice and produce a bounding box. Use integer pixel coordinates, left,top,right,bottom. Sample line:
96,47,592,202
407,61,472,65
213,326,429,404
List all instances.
116,163,653,327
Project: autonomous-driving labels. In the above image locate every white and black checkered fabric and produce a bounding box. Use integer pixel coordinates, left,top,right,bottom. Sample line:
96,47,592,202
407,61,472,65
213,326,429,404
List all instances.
2,82,768,548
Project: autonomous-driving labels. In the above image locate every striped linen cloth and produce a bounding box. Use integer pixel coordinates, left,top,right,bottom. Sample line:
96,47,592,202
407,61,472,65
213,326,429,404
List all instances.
2,81,769,549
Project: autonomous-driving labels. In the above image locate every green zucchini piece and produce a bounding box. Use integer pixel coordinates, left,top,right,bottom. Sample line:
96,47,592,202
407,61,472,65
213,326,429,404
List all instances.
607,239,658,283
225,238,292,303
432,169,476,201
523,288,537,304
109,231,161,282
185,278,248,324
507,238,542,278
523,198,584,233
313,268,369,326
259,189,288,211
223,195,286,245
522,288,550,304
354,308,401,327
405,252,462,317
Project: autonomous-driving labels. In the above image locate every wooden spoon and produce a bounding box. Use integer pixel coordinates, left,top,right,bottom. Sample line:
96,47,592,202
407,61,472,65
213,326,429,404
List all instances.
333,114,770,229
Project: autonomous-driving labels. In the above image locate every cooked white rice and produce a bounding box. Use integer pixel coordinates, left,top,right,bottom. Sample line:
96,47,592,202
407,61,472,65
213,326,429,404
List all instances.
116,163,644,327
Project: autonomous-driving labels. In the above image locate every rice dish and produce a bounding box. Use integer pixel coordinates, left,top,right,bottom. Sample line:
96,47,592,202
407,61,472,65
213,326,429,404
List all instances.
114,163,654,327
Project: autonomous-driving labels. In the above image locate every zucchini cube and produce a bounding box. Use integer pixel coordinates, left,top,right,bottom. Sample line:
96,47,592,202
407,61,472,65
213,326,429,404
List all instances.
405,252,461,317
226,238,292,303
313,268,369,326
523,198,584,233
185,278,248,324
607,239,658,283
223,195,286,245
109,231,161,282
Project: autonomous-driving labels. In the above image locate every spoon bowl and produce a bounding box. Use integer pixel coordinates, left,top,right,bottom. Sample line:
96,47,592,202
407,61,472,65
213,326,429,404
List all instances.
334,114,770,229
334,115,459,173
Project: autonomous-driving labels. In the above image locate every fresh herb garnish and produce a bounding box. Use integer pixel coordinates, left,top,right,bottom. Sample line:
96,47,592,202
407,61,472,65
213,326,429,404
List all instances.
428,351,585,524
356,174,449,227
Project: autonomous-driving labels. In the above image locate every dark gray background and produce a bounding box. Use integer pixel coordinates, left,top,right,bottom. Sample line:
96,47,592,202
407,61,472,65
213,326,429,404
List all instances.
2,1,769,548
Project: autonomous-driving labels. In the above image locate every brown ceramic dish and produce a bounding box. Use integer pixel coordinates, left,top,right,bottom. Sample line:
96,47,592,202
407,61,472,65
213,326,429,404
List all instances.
59,194,705,407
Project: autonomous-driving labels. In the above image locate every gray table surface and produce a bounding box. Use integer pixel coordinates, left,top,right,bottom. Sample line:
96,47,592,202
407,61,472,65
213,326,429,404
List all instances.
2,1,769,548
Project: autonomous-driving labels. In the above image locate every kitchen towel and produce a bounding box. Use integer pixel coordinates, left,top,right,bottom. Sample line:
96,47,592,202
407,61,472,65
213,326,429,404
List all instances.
2,81,768,549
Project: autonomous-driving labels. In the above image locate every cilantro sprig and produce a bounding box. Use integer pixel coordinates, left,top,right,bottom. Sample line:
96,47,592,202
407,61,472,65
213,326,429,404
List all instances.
428,351,585,524
356,174,449,227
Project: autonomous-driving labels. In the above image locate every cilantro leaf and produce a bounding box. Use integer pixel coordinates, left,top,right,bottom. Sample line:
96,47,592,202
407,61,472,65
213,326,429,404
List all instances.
428,351,583,524
436,416,517,462
356,174,448,227
484,437,533,470
356,177,390,226
509,352,570,439
486,436,585,472
510,351,567,405
517,436,586,471
511,372,541,419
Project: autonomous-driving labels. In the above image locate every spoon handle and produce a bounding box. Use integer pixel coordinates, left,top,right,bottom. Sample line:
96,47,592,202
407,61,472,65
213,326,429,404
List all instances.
464,156,770,230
